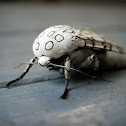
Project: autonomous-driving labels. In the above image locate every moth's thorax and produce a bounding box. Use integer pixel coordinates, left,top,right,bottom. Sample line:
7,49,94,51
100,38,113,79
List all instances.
33,25,78,59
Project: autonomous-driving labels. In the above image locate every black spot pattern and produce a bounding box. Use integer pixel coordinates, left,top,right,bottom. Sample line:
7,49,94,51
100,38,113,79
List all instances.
55,34,64,42
102,42,112,50
35,42,40,50
47,31,55,37
63,29,74,33
90,37,95,48
102,42,107,49
45,41,54,50
109,43,112,51
71,36,81,42
117,46,123,53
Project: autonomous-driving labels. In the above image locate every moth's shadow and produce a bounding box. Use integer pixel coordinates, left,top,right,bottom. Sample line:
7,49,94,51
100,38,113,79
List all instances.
68,67,126,91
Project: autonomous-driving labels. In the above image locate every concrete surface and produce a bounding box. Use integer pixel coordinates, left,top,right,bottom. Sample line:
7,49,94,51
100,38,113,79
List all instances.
0,2,126,126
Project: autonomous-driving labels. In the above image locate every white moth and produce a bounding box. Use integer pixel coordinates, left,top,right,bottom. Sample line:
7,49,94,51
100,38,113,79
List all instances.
6,25,126,99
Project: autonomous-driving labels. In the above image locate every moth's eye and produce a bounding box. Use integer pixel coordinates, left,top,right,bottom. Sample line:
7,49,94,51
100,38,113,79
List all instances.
35,42,40,50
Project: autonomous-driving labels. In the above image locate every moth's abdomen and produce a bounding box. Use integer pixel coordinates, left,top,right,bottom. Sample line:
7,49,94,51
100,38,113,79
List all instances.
73,35,126,54
87,39,126,54
74,28,126,54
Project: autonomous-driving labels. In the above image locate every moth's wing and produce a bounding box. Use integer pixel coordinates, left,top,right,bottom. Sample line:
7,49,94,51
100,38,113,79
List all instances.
75,28,126,54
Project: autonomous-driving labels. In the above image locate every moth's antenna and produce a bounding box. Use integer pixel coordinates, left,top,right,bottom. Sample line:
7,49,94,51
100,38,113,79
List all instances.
15,62,38,68
6,56,37,88
48,62,112,82
48,62,92,77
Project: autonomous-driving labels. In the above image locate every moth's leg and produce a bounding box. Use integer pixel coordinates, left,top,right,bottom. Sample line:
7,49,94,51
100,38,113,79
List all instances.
80,54,99,70
60,55,70,99
6,56,37,88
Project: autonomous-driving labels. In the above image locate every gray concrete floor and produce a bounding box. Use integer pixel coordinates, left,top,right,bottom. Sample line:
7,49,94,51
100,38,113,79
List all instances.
0,2,126,126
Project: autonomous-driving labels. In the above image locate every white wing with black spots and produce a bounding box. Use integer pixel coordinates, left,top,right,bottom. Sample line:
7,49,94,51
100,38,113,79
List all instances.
33,25,77,58
33,25,126,59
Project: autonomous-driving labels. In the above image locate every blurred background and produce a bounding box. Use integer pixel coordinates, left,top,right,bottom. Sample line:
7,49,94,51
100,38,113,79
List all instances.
0,0,126,2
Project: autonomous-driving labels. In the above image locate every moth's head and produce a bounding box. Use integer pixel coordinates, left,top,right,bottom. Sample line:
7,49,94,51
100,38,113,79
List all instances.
38,56,51,67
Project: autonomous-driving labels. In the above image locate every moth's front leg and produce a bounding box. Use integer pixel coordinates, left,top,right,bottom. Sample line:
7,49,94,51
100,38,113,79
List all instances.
60,55,70,99
6,56,37,88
